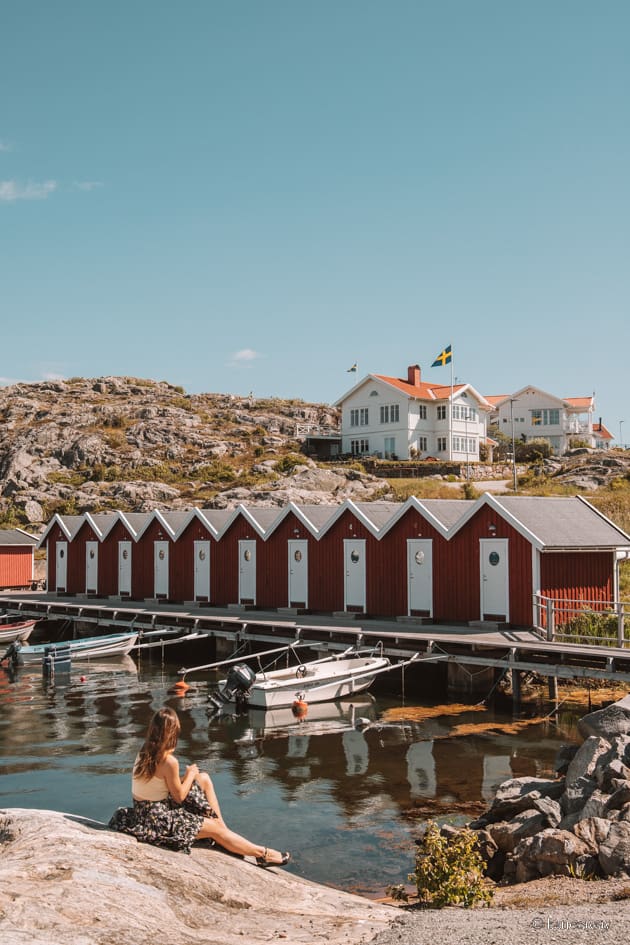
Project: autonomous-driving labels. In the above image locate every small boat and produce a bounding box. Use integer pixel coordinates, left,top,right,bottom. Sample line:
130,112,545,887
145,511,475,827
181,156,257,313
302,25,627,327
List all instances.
209,650,392,711
0,618,38,645
1,631,139,667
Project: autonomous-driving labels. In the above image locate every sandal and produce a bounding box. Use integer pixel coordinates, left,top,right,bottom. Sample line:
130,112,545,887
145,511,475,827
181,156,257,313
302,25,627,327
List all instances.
256,848,291,868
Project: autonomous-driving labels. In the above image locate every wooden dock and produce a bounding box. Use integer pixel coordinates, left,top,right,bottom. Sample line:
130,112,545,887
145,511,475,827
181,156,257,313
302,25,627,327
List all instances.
2,593,630,688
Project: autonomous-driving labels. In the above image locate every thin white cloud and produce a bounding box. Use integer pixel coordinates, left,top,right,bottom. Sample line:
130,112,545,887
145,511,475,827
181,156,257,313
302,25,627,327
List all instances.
232,349,263,363
42,372,66,381
0,376,20,386
0,179,57,202
74,180,104,191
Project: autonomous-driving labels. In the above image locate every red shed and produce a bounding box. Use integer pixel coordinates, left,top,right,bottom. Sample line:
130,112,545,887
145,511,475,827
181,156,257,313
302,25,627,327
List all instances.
0,528,37,590
38,515,85,594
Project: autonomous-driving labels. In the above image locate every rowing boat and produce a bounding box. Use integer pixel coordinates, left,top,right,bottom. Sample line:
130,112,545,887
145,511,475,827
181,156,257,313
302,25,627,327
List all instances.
0,618,37,645
1,631,139,666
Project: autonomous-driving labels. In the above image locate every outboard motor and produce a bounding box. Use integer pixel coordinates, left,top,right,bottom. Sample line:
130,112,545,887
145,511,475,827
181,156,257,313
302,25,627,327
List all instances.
208,663,256,712
1,640,24,669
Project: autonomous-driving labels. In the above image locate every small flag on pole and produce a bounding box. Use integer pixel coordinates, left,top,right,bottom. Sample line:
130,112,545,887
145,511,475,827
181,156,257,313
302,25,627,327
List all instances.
431,345,452,367
347,363,358,373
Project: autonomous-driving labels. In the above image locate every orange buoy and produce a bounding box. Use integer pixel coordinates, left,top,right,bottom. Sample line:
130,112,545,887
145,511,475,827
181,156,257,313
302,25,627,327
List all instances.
169,679,190,695
292,699,308,718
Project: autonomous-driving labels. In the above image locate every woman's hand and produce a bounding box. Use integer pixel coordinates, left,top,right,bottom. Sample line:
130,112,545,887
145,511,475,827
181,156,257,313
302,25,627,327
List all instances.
185,763,199,782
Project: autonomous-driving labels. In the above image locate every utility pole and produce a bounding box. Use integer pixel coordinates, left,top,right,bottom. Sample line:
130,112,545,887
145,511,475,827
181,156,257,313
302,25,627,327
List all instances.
510,399,517,491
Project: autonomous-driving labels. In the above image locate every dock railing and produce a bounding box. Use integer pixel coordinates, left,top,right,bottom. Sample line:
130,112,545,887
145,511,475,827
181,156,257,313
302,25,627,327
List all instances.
533,594,630,648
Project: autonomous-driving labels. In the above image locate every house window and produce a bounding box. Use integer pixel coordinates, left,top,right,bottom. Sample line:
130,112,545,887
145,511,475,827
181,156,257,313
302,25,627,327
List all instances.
379,404,400,424
360,408,369,425
350,439,370,455
437,437,447,452
531,409,560,426
453,437,477,453
437,405,447,421
350,409,359,427
418,436,427,451
384,436,396,457
418,405,427,419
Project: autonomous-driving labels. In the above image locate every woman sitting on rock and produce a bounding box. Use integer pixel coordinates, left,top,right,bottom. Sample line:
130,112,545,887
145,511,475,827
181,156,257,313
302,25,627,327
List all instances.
109,705,290,867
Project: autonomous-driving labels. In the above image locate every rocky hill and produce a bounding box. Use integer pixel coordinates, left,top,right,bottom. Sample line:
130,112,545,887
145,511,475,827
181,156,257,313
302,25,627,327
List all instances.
0,376,393,531
1,376,629,536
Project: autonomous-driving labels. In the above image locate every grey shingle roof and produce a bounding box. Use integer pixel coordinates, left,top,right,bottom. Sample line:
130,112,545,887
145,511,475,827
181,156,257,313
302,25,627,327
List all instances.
492,496,630,548
0,529,37,546
421,499,475,528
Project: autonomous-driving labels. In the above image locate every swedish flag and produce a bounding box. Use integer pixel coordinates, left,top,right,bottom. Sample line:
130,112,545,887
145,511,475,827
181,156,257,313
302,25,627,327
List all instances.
431,345,452,367
347,363,358,373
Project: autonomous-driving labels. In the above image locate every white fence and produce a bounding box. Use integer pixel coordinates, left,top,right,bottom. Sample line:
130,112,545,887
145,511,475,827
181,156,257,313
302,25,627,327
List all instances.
533,594,629,648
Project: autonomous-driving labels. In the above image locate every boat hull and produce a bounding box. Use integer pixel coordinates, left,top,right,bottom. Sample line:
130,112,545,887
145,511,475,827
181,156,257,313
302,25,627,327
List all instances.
219,656,390,710
10,632,138,665
0,620,37,645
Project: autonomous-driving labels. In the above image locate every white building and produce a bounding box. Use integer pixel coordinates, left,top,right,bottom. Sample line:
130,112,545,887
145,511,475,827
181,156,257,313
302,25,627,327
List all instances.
488,386,606,455
334,364,492,462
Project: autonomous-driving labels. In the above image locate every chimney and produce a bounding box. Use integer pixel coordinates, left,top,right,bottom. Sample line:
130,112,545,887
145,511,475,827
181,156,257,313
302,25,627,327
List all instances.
407,364,421,386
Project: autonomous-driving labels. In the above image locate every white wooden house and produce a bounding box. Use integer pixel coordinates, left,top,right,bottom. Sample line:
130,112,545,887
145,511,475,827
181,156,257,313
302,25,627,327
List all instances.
334,364,492,461
488,386,602,455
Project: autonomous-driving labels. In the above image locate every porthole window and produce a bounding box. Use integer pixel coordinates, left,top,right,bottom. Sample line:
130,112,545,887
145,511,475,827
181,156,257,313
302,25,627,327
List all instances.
198,549,206,561
59,549,65,559
122,549,128,560
414,550,425,565
89,550,95,559
350,550,360,564
489,551,500,566
294,549,302,562
158,550,165,561
244,549,252,562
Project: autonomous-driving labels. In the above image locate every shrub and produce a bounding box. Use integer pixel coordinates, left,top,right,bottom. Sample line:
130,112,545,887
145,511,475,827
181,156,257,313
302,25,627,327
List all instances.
411,821,493,909
275,453,308,474
557,610,623,646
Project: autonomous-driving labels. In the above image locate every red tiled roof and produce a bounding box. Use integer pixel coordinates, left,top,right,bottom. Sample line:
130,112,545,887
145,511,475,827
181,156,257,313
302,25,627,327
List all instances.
564,396,594,408
484,394,509,406
593,423,613,439
373,374,465,401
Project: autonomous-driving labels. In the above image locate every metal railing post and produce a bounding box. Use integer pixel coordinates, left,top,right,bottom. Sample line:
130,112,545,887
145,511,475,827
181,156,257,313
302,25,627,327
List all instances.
546,598,555,643
618,601,625,648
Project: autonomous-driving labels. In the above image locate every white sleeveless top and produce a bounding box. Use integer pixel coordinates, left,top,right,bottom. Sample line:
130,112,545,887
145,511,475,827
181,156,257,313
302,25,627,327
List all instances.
132,754,169,802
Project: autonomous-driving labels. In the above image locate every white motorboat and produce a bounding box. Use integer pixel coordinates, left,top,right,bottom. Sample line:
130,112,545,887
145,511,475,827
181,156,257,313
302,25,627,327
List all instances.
210,650,392,710
0,618,37,645
1,631,139,667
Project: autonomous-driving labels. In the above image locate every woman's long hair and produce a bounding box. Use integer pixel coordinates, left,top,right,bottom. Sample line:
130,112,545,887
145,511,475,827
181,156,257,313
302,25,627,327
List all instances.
134,706,181,780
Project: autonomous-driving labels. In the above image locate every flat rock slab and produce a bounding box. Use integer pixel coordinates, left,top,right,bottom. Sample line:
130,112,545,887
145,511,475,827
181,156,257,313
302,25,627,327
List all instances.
0,809,394,945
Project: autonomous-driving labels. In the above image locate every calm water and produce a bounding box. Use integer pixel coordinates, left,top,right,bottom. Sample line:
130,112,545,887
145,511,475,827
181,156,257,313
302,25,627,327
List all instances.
0,641,582,897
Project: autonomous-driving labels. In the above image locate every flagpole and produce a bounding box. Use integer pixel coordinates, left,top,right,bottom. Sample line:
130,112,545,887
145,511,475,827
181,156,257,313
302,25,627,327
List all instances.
450,344,454,461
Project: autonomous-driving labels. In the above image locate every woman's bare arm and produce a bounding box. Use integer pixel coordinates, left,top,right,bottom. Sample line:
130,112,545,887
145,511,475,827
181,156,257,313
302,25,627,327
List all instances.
159,754,198,804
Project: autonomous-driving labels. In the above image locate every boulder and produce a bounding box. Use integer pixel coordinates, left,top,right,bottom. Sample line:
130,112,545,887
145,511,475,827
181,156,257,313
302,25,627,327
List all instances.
512,829,590,883
487,810,548,853
598,821,630,876
0,809,394,945
487,777,564,822
565,736,611,785
578,702,630,741
573,817,612,853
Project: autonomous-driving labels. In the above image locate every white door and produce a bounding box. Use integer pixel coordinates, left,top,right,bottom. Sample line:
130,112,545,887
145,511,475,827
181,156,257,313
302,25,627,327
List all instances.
407,539,433,616
238,540,256,604
194,540,211,601
344,539,366,612
56,541,68,592
85,541,99,594
154,541,169,598
479,539,509,621
288,540,308,608
118,541,132,596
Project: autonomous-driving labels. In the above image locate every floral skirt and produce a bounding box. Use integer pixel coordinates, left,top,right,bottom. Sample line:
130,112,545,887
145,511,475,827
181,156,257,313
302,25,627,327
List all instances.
108,781,216,854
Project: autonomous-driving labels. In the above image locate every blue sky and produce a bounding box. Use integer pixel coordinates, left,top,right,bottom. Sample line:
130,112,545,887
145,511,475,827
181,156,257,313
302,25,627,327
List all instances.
1,2,628,441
